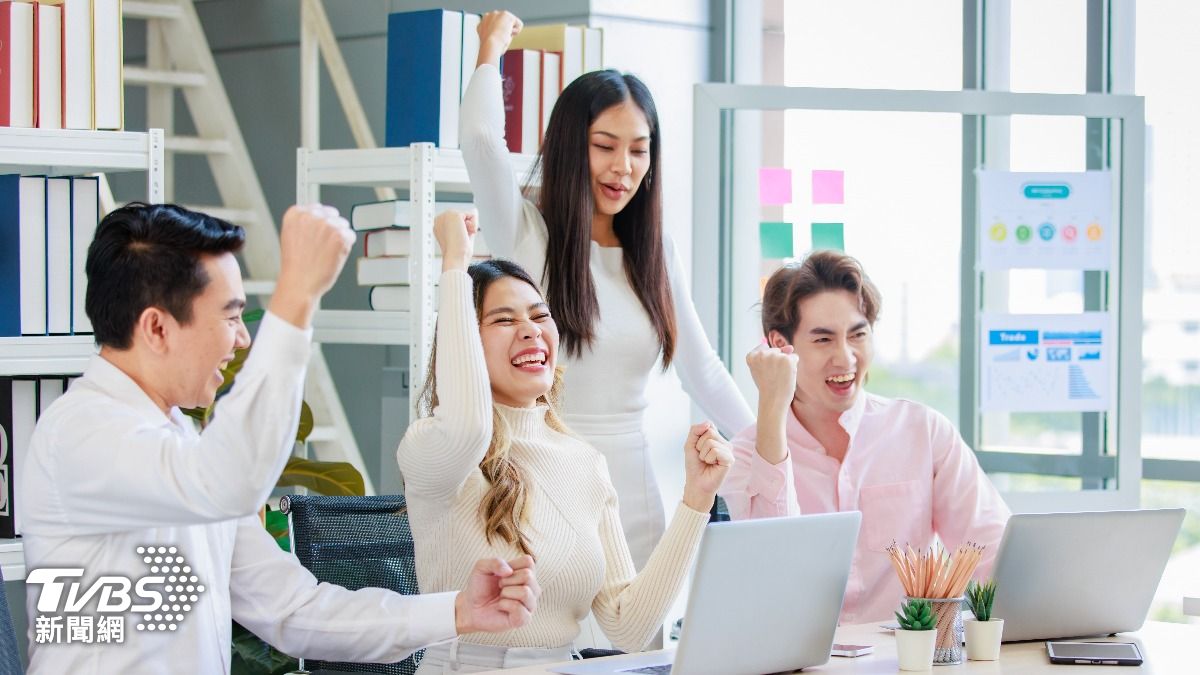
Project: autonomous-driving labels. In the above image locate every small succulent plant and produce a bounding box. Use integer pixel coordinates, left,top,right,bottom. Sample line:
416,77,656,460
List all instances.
965,580,998,622
896,597,936,631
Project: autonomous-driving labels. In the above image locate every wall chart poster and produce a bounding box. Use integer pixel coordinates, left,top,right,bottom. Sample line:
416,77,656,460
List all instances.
977,170,1113,271
980,313,1111,412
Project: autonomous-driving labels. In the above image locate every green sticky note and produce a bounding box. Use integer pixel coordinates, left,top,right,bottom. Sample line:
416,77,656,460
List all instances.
811,222,845,251
759,222,794,258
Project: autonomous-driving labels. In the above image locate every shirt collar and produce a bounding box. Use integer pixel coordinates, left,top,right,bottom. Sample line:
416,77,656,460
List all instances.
83,354,178,426
787,391,870,455
837,391,868,438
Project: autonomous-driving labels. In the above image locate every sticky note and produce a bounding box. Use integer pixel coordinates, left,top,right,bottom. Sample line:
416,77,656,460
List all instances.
760,222,794,258
758,168,793,205
812,169,844,204
811,222,844,251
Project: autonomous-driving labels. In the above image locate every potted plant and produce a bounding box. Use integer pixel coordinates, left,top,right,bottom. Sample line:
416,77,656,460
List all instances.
895,598,937,671
965,580,1004,661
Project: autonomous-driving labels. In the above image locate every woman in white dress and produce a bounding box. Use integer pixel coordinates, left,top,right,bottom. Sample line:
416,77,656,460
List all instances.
460,10,753,568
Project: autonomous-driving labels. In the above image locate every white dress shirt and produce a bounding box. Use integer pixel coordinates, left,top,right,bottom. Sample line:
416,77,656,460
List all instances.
20,312,457,674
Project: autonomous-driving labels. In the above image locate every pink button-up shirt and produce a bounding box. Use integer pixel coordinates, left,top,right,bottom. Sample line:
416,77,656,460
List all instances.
725,392,1011,624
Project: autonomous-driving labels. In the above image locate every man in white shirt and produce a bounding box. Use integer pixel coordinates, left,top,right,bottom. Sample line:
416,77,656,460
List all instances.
20,203,540,674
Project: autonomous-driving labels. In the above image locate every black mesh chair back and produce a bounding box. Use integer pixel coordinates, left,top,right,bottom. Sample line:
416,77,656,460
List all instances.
0,565,23,674
709,494,731,523
279,494,422,675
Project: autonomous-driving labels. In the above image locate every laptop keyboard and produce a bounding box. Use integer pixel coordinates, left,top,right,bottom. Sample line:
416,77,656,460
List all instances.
623,666,673,674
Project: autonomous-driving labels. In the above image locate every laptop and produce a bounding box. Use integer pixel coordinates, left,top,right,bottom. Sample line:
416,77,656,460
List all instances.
553,511,861,675
991,508,1184,642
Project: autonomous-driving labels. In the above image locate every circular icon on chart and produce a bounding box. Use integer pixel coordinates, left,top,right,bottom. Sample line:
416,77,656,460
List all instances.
990,223,1007,242
1062,224,1078,242
1038,222,1056,241
1015,224,1032,243
1087,223,1103,241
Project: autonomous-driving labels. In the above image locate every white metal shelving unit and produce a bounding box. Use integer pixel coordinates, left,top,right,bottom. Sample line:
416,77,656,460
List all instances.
296,143,539,420
0,127,165,581
0,336,98,378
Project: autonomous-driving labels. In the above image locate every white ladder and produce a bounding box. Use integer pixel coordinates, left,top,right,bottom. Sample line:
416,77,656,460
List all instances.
116,0,370,490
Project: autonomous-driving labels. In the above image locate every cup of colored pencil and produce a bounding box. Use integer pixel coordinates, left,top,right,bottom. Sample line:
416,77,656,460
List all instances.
886,542,985,665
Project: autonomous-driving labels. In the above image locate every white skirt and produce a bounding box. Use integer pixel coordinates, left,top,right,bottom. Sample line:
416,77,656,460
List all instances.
562,411,665,571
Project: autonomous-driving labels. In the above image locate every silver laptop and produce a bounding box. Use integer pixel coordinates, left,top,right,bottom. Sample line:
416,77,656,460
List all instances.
554,511,861,675
991,508,1184,642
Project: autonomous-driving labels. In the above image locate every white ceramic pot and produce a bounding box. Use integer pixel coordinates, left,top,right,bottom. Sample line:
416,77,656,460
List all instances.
965,618,1004,661
896,629,936,671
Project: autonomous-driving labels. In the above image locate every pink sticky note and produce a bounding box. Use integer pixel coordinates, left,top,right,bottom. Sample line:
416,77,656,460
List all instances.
812,170,844,204
758,167,793,205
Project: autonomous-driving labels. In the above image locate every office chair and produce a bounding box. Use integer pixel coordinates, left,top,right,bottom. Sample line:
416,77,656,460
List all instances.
279,494,422,675
709,494,730,523
0,565,23,674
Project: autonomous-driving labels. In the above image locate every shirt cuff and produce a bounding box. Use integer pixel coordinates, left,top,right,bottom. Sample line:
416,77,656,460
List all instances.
748,449,792,504
402,591,459,648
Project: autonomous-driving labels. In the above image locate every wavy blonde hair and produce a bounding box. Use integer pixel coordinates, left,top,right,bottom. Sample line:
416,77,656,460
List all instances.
417,259,570,556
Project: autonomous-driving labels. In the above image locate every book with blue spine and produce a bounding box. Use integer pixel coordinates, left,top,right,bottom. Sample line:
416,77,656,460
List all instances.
0,174,48,336
385,9,464,149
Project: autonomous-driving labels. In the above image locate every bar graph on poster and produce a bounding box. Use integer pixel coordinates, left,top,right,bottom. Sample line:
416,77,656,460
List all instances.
977,170,1113,271
980,313,1111,412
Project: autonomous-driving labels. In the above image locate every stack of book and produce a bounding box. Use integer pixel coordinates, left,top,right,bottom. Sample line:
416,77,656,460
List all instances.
385,8,603,153
0,0,124,130
0,174,100,336
0,375,71,538
351,200,489,311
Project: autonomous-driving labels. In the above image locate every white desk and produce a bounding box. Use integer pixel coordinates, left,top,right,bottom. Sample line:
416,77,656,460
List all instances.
484,621,1200,674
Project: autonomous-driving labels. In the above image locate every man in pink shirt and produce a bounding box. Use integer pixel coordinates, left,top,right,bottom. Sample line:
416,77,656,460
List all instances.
725,250,1011,624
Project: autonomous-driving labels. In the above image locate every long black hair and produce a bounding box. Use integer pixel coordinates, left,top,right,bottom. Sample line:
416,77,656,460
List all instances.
533,69,676,367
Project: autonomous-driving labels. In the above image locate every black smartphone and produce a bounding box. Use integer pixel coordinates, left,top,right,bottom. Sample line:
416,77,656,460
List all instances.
1046,641,1143,666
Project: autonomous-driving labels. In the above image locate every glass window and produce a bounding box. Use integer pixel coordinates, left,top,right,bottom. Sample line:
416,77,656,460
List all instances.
782,0,962,91
762,1,964,418
1008,0,1087,94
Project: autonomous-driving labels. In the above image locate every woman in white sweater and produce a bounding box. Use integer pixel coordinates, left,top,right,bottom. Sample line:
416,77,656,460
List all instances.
397,211,733,673
461,10,753,569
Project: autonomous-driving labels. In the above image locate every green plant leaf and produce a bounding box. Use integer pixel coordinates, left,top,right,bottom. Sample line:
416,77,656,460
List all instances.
264,509,290,552
966,579,997,622
242,308,266,323
231,621,298,675
180,406,208,424
219,346,251,392
295,401,314,443
277,456,365,496
897,598,935,630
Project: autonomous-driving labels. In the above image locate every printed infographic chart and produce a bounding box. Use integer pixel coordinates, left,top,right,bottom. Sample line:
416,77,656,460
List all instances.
980,313,1111,412
977,170,1113,271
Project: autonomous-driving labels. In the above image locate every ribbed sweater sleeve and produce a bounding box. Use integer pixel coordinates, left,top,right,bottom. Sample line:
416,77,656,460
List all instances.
395,270,493,502
591,470,709,652
460,64,524,261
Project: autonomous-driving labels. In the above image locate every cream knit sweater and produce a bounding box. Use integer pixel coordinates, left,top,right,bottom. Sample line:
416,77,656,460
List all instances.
396,270,709,652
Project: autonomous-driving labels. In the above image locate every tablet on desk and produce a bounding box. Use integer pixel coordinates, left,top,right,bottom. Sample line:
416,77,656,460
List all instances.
1046,641,1143,665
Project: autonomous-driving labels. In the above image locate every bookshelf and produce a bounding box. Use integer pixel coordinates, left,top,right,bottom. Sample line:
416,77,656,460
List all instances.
0,539,22,581
296,143,538,420
0,336,98,377
0,127,165,581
